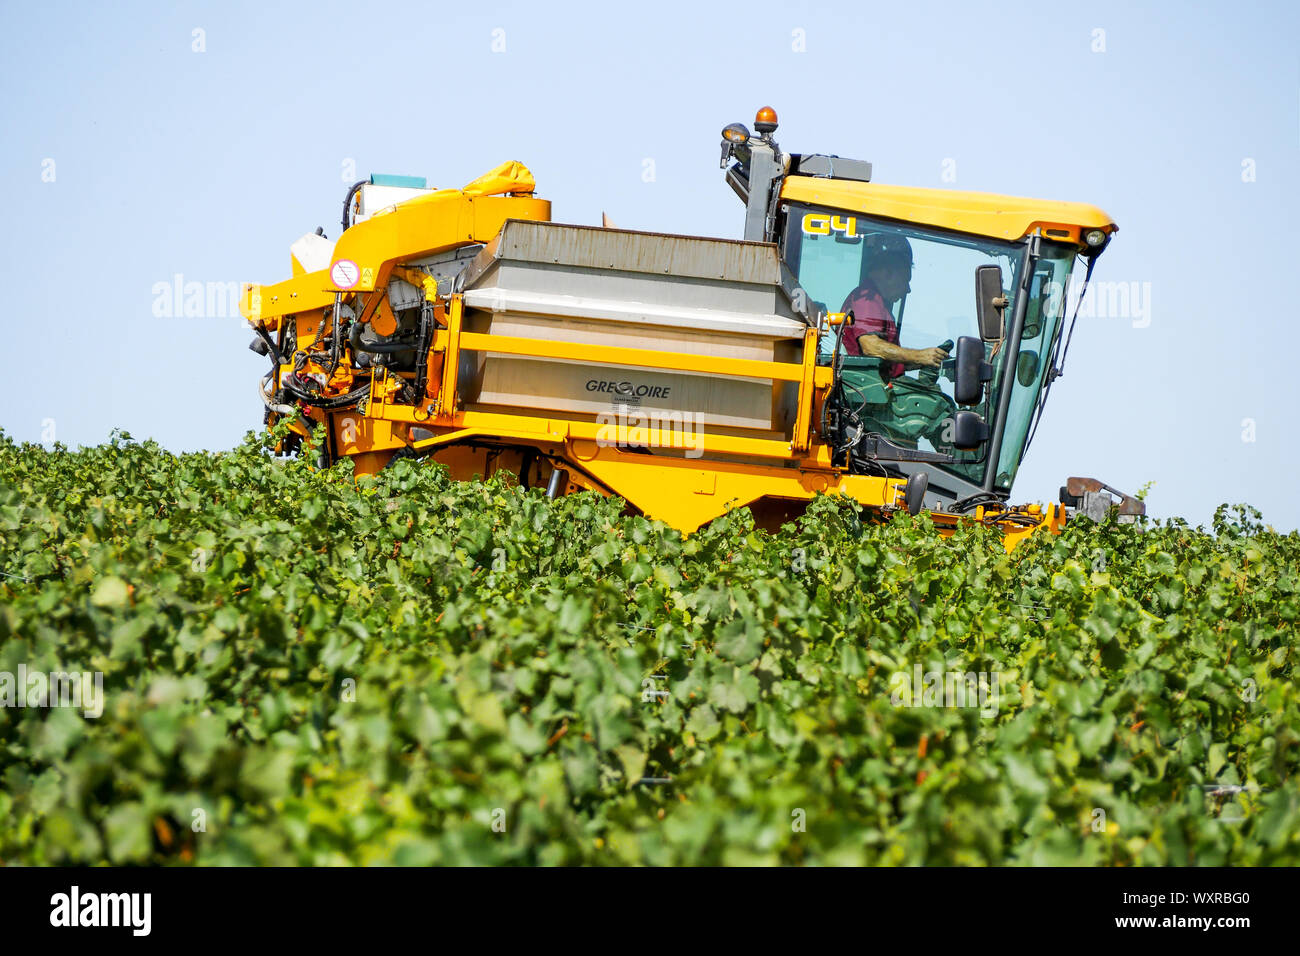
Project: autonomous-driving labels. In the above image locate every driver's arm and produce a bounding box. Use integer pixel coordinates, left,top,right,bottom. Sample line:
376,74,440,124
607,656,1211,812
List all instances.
856,334,948,368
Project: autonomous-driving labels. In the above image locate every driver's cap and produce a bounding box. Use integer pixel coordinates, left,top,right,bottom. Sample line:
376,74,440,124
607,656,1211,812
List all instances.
864,233,914,269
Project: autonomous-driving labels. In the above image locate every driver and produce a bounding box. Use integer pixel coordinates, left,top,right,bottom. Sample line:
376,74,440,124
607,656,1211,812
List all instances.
839,236,949,375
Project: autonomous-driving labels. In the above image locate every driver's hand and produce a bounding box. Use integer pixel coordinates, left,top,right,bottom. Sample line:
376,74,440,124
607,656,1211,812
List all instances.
917,346,949,368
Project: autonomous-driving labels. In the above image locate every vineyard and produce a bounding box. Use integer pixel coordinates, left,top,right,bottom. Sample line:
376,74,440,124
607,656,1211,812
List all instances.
1,426,1297,865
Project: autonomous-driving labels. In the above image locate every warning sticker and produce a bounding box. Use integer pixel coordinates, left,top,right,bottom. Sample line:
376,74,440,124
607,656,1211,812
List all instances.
330,259,360,289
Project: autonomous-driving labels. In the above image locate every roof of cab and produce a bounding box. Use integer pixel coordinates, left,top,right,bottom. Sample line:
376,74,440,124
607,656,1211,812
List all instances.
780,175,1116,245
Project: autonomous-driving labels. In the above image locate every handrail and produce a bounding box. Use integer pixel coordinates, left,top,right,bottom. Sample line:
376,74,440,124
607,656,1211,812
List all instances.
431,328,832,386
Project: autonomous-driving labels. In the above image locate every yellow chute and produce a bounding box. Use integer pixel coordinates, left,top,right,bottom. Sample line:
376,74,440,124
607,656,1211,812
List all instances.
461,161,535,197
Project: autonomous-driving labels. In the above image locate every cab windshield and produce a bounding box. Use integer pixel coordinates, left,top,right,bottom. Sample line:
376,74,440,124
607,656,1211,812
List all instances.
992,241,1077,489
782,205,1024,488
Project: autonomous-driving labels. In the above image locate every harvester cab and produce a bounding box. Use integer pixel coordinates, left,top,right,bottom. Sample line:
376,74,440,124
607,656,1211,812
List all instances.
719,106,1127,523
239,107,1141,550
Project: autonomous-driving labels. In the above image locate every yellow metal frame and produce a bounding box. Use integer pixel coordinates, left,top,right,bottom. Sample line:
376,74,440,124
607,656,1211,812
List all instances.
239,192,551,329
365,306,834,466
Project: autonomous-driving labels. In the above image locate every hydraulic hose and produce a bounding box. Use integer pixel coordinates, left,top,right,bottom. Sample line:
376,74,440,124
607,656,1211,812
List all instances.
341,179,367,233
281,377,371,409
331,294,343,371
819,315,851,449
252,325,285,364
259,372,297,416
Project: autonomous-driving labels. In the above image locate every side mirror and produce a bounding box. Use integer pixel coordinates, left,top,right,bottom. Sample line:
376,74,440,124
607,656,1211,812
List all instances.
975,264,1007,341
954,335,993,406
951,410,990,450
903,470,929,516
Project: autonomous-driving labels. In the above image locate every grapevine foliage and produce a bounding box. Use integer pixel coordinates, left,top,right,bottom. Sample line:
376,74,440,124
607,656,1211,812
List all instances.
1,426,1297,865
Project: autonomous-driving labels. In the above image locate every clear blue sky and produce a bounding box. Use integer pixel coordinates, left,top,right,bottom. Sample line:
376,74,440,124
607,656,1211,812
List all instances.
2,0,1297,530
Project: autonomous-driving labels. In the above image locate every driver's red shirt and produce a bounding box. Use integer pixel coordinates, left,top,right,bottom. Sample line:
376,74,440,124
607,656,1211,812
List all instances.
840,283,903,379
